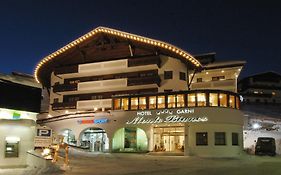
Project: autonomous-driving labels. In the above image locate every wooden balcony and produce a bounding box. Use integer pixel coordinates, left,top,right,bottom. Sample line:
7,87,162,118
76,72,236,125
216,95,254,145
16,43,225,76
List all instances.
127,76,161,86
53,83,78,93
52,102,77,110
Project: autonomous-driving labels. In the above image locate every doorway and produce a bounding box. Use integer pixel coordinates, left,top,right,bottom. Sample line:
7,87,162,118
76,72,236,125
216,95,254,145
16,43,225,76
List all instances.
153,126,184,152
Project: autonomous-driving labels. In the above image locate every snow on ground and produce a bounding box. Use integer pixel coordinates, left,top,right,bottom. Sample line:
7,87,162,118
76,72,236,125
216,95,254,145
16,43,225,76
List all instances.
2,148,281,175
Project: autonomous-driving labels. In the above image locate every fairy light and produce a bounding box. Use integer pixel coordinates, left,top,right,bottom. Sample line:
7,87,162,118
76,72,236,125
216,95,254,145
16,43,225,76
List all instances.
34,26,202,83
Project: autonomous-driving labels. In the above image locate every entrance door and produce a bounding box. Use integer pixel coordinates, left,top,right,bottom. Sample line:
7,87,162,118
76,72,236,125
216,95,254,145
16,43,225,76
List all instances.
80,128,109,152
154,126,184,152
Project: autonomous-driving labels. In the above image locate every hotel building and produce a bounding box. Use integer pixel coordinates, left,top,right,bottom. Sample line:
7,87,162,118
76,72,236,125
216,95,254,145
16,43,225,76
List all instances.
36,27,245,157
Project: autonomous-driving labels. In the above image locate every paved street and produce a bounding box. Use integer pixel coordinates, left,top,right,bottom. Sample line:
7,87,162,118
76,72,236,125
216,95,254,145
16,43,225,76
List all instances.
2,148,281,175
52,149,281,175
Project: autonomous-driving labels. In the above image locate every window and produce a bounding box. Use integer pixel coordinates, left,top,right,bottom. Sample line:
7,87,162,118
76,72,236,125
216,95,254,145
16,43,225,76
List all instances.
212,76,225,81
176,94,185,107
215,132,226,145
209,93,218,106
188,93,196,107
157,96,165,109
197,93,206,106
131,97,138,110
168,95,176,108
139,97,147,110
164,71,173,79
229,95,235,108
219,94,227,107
196,132,208,145
113,99,121,110
149,96,157,109
179,72,186,81
236,97,240,109
197,78,203,82
232,133,239,146
121,98,129,110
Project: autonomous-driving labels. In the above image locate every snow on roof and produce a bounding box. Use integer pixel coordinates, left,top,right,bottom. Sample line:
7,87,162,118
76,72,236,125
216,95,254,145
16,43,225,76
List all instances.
204,60,246,69
0,72,42,88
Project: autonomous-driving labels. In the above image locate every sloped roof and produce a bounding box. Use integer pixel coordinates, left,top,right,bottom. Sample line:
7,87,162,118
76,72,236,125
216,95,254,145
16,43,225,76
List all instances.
34,26,203,86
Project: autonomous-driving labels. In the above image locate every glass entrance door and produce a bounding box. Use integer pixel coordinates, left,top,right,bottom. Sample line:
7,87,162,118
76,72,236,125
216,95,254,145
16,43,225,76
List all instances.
153,126,184,152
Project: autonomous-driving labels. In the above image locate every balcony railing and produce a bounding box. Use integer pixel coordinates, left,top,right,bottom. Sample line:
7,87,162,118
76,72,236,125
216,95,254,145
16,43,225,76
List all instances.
52,102,77,110
127,76,161,86
53,83,78,93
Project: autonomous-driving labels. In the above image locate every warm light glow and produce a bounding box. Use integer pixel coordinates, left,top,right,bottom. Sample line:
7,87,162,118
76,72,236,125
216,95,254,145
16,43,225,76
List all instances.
34,26,202,84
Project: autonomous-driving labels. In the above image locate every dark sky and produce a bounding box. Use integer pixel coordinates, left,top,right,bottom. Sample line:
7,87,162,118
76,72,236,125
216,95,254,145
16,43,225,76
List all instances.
0,0,280,78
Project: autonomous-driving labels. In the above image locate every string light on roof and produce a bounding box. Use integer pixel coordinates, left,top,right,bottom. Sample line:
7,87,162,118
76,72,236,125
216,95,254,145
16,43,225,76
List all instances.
34,26,202,83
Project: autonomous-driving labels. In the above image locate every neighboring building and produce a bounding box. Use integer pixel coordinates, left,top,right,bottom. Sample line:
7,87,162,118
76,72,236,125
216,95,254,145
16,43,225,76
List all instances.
238,71,281,104
239,71,281,154
36,26,245,157
0,72,41,168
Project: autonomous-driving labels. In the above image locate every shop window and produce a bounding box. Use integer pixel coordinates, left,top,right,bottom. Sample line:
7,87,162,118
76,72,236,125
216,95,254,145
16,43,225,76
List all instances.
176,94,185,107
131,97,138,110
197,78,203,82
179,72,186,81
149,96,157,109
164,71,173,79
196,132,208,146
215,132,226,145
229,95,235,108
188,93,196,107
219,94,227,107
121,98,129,110
139,97,147,110
167,95,176,108
236,97,240,109
113,99,121,110
197,93,206,106
157,96,165,109
232,133,239,146
209,93,218,106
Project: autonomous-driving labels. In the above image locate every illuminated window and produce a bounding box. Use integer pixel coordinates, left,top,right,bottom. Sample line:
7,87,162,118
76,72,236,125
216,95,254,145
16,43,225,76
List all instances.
197,93,206,106
113,99,121,110
229,95,235,108
168,95,176,108
215,132,226,145
188,93,196,107
131,97,138,110
149,96,157,109
139,97,147,110
219,94,227,107
209,93,218,106
157,96,165,109
236,97,240,109
121,98,129,110
176,94,185,107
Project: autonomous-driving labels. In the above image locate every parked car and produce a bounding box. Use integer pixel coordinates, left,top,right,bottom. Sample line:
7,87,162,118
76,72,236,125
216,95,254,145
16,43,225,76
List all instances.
255,137,276,156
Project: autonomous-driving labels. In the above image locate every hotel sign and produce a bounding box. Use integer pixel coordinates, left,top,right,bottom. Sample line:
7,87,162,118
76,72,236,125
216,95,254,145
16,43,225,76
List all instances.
126,108,208,125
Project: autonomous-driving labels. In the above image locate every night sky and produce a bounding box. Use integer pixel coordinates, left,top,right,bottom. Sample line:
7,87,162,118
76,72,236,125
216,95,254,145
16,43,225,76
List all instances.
0,0,280,78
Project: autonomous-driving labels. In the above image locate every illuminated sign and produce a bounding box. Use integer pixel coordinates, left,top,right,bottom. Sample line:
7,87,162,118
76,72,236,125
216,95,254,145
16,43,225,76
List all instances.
35,126,52,147
0,108,37,121
77,118,108,124
126,108,208,125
